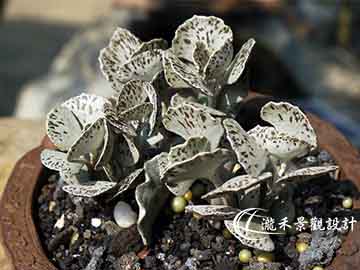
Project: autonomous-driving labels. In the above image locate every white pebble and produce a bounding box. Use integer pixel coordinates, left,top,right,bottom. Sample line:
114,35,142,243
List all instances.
54,214,65,229
91,218,102,228
113,201,138,228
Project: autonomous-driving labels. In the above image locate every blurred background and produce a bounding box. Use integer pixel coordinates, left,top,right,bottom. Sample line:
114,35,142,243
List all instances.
0,0,360,145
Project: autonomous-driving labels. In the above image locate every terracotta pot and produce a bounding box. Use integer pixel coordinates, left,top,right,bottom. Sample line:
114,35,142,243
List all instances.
1,96,360,270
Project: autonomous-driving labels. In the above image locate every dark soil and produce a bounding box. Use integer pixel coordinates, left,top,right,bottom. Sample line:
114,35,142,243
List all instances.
36,150,353,270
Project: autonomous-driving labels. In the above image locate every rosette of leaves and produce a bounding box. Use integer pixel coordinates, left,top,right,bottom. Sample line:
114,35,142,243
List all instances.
163,15,255,111
99,27,168,91
188,102,338,250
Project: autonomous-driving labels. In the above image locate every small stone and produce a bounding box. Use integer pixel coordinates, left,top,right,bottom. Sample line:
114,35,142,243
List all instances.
102,220,122,235
83,230,92,239
54,214,65,230
256,252,274,263
312,266,324,270
238,249,252,263
114,252,140,270
114,201,138,228
70,231,79,246
296,241,309,253
49,201,56,212
91,218,102,228
342,197,353,209
171,196,187,213
184,191,193,202
191,249,212,261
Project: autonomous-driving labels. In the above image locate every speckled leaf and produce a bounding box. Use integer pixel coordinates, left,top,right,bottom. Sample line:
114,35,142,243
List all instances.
120,102,153,123
136,153,170,245
275,165,339,185
163,104,224,149
172,15,233,63
168,137,211,164
103,103,137,137
223,118,268,176
67,118,106,164
94,121,114,169
110,168,144,200
46,105,82,151
225,219,274,251
114,50,163,83
62,93,110,127
63,181,117,197
226,38,255,84
166,180,195,196
193,41,210,73
261,102,317,148
115,134,140,167
134,38,168,56
117,80,149,112
170,94,226,117
185,205,239,220
162,52,189,88
249,125,309,161
164,51,213,96
41,149,83,184
202,172,272,200
162,148,233,185
204,39,233,81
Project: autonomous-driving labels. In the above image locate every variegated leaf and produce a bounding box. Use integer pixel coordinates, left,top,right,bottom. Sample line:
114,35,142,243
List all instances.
163,104,224,150
136,153,170,245
193,41,210,74
63,181,117,197
275,165,339,185
67,118,106,164
46,105,82,151
164,51,213,96
185,205,239,220
223,118,268,177
261,102,317,148
168,137,211,164
226,38,256,84
94,121,114,169
225,219,274,251
162,52,189,88
162,148,233,185
117,80,148,111
134,38,168,56
202,172,272,200
62,93,110,127
40,149,83,184
170,94,226,117
110,168,144,200
172,15,233,63
249,125,310,161
120,102,153,123
204,39,233,81
114,50,163,84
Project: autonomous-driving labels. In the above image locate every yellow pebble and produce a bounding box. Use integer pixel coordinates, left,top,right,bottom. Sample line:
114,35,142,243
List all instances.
238,249,252,263
296,241,309,253
256,252,274,263
312,266,324,270
342,197,353,209
183,191,193,202
171,196,187,213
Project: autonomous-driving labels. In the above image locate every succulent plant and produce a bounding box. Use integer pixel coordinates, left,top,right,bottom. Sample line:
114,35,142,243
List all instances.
40,15,339,253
